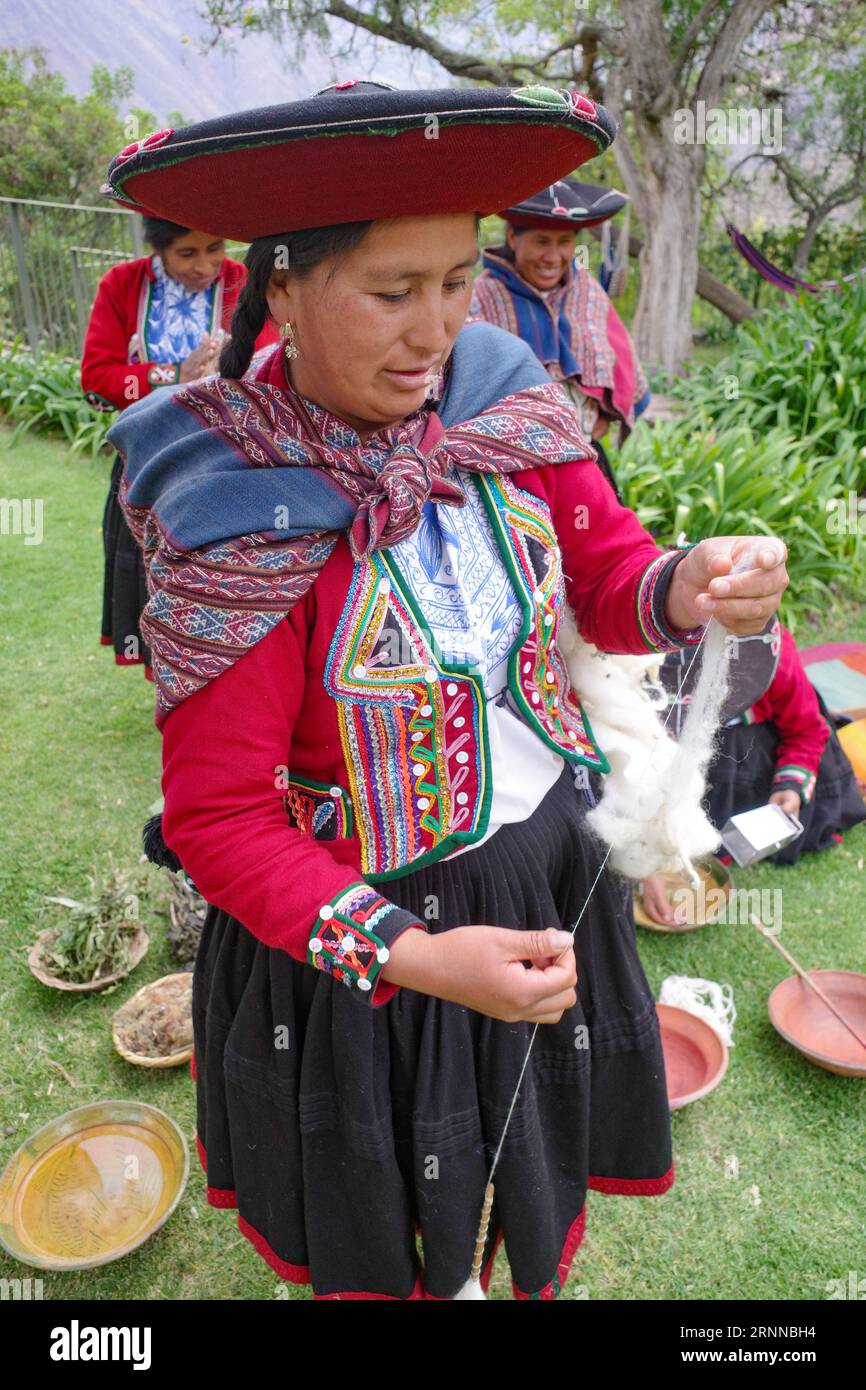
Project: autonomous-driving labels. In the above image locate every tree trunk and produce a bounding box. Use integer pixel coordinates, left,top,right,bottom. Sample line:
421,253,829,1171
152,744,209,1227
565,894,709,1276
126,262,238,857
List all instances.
621,137,705,376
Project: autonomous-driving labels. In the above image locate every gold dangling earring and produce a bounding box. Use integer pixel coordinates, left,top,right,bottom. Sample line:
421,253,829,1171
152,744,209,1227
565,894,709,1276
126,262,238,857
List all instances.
280,319,299,360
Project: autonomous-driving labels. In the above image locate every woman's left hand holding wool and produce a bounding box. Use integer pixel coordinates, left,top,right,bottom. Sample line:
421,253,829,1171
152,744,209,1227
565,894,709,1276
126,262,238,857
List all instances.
664,536,788,636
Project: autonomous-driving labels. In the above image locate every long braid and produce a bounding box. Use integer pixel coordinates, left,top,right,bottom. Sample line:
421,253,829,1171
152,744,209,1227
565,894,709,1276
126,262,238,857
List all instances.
220,278,270,378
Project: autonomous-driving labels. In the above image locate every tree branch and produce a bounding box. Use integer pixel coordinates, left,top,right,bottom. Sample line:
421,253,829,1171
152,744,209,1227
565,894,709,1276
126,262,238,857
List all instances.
648,0,729,114
323,0,513,84
695,0,777,110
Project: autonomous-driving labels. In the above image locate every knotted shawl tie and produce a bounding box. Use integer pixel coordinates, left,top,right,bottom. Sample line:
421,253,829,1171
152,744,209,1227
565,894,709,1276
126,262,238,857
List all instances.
347,426,467,560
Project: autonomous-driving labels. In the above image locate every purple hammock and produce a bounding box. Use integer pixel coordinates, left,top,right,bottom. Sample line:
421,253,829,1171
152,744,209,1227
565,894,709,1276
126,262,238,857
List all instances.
726,222,866,296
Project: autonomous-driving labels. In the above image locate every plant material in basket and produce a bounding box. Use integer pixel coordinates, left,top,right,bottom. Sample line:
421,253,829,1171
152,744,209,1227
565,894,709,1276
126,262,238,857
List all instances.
41,862,147,984
114,975,193,1059
166,872,207,968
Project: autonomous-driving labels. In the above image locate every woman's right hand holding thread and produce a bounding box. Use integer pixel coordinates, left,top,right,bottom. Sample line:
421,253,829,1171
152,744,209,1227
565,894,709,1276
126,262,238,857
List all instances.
381,925,578,1023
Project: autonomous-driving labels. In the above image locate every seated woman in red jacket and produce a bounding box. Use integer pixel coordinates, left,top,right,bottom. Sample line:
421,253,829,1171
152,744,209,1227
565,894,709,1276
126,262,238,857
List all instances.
104,83,788,1300
641,621,866,925
80,216,277,678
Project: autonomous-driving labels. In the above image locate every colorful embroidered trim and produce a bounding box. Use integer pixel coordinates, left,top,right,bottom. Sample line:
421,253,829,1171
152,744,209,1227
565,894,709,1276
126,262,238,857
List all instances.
637,551,704,652
325,553,489,878
479,474,608,771
772,764,817,803
306,883,408,992
283,775,353,839
146,363,180,387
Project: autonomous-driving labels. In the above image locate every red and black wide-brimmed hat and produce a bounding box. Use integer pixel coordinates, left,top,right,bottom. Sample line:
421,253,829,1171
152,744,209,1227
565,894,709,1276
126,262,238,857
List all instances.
101,79,615,242
501,176,627,230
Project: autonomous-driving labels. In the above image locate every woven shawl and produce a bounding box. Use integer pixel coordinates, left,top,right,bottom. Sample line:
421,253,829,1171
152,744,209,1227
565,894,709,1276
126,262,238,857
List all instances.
108,325,594,725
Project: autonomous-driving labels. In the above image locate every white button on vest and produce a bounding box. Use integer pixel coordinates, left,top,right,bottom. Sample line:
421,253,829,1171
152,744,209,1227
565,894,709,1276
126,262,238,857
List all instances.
454,716,465,728
319,904,334,920
446,682,458,695
342,935,356,953
353,664,366,678
424,668,436,682
329,785,342,798
357,978,372,991
413,763,425,776
420,704,433,717
456,751,469,764
309,938,323,953
456,792,468,805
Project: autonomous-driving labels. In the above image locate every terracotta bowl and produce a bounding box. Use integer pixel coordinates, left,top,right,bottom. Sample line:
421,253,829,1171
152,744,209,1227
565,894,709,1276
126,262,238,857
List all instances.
28,927,149,992
768,970,866,1078
657,1003,729,1110
634,856,733,933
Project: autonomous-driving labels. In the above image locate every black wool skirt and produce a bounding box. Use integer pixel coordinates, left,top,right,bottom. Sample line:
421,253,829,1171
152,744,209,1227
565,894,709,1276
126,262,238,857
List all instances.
101,453,152,673
191,764,673,1301
706,698,866,865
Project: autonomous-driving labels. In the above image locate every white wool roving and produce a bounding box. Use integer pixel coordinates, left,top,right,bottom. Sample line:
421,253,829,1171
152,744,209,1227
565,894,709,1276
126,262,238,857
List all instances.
557,539,784,881
558,605,720,879
659,975,736,1047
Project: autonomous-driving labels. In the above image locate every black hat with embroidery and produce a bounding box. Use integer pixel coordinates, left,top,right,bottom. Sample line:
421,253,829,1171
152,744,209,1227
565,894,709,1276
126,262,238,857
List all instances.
101,79,616,242
502,176,627,230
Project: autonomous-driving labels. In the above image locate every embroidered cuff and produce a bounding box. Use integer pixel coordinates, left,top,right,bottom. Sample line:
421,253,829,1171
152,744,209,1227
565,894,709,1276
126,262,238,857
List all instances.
84,390,117,413
772,765,817,805
637,551,704,652
147,363,180,388
306,882,425,1006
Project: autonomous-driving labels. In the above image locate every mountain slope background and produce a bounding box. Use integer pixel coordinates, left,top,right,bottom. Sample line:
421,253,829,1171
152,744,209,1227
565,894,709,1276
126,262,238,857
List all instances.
1,0,441,122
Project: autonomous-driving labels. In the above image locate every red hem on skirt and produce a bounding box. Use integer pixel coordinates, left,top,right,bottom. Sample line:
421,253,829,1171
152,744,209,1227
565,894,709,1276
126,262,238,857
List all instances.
193,1108,675,1300
512,1207,587,1300
100,635,113,646
113,652,145,667
588,1166,676,1197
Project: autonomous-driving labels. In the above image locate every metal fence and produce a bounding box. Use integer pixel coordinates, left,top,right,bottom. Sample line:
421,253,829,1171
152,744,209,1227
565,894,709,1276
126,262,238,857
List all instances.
0,197,145,358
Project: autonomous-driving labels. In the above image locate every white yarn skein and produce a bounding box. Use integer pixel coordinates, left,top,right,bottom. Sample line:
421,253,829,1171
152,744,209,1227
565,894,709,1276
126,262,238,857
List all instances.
659,975,737,1047
560,538,784,882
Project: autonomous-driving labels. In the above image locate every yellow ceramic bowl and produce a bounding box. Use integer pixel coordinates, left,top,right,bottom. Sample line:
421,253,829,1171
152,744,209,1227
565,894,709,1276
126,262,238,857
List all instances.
634,855,734,933
0,1100,188,1270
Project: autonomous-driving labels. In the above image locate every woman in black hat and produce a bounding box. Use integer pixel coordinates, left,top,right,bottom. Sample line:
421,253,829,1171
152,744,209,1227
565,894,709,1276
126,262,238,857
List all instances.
468,178,647,495
105,80,788,1299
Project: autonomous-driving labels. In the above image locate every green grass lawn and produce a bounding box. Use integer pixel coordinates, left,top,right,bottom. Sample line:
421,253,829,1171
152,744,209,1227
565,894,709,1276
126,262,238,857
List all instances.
1,427,864,1301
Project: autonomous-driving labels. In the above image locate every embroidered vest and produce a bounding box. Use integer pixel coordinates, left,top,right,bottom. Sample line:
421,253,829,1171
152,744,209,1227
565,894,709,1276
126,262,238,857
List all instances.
318,474,608,880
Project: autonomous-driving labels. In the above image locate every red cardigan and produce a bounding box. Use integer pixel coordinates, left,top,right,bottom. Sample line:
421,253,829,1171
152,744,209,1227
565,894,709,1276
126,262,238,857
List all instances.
160,452,697,1007
81,256,278,412
746,625,830,803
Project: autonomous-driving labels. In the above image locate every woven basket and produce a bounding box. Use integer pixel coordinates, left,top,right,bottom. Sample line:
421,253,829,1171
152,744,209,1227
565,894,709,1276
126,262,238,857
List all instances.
112,972,193,1068
28,927,149,992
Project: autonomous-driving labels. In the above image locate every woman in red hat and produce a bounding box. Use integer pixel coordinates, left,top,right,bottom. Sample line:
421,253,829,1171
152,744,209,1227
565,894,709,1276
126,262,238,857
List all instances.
104,81,788,1299
468,178,648,494
81,215,277,679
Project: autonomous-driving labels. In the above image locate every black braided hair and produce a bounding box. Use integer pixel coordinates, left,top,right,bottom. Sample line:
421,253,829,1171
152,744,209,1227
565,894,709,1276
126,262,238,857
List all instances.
219,222,375,379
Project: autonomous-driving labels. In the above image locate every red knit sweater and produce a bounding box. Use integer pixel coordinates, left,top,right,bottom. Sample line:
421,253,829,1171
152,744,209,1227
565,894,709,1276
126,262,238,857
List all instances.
160,450,697,1006
80,256,278,411
747,625,830,803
